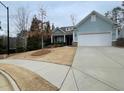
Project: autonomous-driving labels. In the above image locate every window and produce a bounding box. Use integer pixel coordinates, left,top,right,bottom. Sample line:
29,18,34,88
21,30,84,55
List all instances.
91,14,96,22
66,28,71,31
66,28,68,31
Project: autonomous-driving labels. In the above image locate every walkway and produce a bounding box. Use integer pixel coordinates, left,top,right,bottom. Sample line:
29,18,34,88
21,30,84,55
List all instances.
0,59,69,89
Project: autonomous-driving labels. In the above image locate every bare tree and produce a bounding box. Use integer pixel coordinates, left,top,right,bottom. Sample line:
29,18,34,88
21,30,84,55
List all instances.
38,6,47,48
70,14,76,26
15,7,30,50
15,7,30,33
38,6,47,23
70,14,77,44
122,1,124,7
122,1,124,23
0,21,2,30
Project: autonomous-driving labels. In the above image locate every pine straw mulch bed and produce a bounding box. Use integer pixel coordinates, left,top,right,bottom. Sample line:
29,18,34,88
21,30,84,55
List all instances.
31,49,51,56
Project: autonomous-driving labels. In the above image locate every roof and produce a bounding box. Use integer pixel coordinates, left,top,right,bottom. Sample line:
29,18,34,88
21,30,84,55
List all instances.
60,26,74,31
76,10,114,27
53,27,66,34
52,26,73,35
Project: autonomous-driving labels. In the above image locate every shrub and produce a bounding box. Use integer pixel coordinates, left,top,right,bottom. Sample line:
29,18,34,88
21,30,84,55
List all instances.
16,47,26,53
116,38,124,47
44,38,51,47
0,49,7,54
46,42,66,48
27,36,42,51
9,48,16,53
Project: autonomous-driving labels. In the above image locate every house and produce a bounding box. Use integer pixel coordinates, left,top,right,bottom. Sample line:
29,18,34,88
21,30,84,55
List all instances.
73,11,117,46
51,11,119,47
51,26,73,45
0,35,16,49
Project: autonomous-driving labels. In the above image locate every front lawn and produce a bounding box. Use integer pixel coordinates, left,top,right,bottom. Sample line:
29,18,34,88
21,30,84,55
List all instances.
8,46,77,66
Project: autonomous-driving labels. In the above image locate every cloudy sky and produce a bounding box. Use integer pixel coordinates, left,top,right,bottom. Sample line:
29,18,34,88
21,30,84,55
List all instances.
0,1,122,37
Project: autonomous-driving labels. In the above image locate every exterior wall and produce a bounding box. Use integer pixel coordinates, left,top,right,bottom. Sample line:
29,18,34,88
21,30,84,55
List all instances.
77,15,115,41
77,15,113,33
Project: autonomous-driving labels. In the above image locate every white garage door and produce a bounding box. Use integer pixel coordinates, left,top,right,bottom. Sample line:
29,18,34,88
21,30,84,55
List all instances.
78,33,112,46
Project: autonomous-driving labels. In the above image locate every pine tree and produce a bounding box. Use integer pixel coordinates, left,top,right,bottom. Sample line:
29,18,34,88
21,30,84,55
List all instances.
27,16,42,50
30,15,41,32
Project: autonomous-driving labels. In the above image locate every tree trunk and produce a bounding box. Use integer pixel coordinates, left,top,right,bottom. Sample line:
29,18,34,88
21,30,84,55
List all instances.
41,35,44,48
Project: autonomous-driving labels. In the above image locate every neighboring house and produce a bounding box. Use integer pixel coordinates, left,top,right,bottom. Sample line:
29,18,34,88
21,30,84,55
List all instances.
73,11,117,46
0,35,16,49
51,26,73,45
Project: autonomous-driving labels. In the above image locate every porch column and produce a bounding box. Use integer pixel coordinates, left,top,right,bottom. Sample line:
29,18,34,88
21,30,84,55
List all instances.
64,35,65,42
116,29,118,39
51,35,53,43
73,31,75,42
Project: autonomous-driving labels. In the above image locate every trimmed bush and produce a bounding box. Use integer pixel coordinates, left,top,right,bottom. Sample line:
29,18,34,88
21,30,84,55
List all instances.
9,48,16,53
16,47,26,53
116,38,124,47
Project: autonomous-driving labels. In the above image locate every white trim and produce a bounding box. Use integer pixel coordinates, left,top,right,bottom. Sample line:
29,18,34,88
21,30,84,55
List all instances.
116,29,118,39
64,35,65,42
91,14,96,22
79,31,111,35
112,40,117,42
53,27,66,34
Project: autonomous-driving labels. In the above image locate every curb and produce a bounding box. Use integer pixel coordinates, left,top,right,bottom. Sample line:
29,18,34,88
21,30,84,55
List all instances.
0,69,20,91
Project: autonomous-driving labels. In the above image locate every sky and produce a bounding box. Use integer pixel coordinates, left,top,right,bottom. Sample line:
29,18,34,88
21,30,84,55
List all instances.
0,1,122,37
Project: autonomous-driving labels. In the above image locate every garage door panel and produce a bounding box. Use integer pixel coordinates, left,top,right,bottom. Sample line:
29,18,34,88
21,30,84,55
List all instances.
78,33,112,46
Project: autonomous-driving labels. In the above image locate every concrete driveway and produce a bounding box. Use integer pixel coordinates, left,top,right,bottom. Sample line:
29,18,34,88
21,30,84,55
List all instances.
1,47,124,91
61,47,124,91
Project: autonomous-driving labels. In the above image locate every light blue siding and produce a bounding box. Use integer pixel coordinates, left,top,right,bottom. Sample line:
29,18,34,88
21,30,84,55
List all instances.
77,15,113,32
76,15,116,41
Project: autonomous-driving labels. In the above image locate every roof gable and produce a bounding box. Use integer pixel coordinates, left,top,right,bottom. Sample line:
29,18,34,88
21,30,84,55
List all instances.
53,27,66,34
76,11,114,27
60,26,74,31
